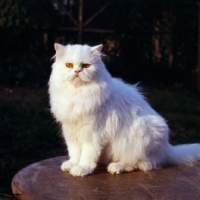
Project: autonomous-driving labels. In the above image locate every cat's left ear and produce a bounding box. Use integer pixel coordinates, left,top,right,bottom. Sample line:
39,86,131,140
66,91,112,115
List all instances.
91,44,103,52
91,44,106,56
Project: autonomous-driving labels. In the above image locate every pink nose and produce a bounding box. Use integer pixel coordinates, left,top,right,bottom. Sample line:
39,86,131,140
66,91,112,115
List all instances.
75,70,80,75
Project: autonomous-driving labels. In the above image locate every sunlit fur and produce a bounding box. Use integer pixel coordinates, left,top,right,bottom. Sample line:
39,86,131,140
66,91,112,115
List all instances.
49,43,200,177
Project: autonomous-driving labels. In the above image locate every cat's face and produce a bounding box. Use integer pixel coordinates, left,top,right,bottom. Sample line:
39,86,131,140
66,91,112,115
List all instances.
53,44,104,86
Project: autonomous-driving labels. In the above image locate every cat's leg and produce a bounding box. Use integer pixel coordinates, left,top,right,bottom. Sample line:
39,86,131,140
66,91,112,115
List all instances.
61,140,81,172
70,137,102,177
61,125,81,172
107,162,135,174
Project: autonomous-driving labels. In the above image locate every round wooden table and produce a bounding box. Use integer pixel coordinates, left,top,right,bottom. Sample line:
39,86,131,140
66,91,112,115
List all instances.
12,156,200,200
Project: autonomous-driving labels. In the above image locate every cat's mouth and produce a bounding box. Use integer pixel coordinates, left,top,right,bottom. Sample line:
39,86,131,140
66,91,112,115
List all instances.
74,74,80,79
72,74,83,82
71,73,90,84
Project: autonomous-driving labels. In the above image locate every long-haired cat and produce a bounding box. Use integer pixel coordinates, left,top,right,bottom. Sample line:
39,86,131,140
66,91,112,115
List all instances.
49,43,200,177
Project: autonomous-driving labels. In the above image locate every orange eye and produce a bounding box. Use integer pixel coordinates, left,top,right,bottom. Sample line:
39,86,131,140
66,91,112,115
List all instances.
65,63,73,68
82,63,90,68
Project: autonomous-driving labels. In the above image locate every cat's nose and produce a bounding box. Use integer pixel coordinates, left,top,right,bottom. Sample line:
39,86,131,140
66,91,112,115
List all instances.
75,70,81,75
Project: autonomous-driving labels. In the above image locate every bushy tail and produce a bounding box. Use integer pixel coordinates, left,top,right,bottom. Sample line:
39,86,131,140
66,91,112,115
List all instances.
166,144,200,165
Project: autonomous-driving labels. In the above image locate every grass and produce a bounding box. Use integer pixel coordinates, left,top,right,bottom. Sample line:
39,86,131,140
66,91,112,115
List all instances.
146,87,200,144
0,86,200,198
0,100,65,198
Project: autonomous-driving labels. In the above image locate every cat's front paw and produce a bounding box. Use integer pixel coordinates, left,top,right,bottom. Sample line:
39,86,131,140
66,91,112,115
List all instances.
70,165,92,177
61,160,75,172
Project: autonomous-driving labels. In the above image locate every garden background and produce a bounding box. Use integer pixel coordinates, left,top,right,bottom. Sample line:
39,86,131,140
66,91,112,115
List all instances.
0,0,200,199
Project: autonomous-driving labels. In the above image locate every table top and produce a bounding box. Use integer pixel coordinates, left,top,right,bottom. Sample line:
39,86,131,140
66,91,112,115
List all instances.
12,156,200,200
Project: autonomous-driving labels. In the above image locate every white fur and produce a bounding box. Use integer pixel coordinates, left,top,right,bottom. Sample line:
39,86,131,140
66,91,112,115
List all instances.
49,43,200,177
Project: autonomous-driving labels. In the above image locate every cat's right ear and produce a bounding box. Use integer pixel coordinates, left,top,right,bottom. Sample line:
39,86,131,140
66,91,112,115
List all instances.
54,43,65,58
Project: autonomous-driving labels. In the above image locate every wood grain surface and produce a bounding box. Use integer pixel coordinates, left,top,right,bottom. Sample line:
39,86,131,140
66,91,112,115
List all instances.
11,156,200,200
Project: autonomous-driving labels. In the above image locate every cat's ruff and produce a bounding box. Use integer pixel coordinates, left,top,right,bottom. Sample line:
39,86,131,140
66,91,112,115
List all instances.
49,43,200,177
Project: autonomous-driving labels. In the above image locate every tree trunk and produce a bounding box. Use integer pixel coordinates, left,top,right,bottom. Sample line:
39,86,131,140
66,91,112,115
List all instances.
168,0,174,69
78,0,83,44
197,3,200,93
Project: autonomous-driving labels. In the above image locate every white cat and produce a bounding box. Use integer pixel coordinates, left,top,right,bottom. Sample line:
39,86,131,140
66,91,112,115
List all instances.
49,43,200,177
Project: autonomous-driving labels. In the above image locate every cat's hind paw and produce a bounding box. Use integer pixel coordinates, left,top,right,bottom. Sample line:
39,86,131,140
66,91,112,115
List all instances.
70,165,92,177
107,162,134,174
61,160,75,172
138,161,153,172
107,162,125,174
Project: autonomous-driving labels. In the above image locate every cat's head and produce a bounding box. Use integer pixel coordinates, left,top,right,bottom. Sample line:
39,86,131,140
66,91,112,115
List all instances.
52,43,106,86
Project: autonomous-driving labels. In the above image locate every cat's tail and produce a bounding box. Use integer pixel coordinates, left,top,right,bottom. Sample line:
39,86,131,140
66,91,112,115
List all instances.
165,144,200,165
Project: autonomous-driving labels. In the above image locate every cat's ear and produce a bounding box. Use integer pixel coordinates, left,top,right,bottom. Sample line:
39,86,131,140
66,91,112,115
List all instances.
91,44,103,52
54,43,65,57
91,44,106,56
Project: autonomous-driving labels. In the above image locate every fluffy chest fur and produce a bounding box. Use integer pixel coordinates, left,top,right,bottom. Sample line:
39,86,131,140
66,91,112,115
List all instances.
49,77,110,124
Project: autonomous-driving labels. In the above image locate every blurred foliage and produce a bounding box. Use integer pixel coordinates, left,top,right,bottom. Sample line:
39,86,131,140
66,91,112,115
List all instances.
0,0,59,29
0,0,31,29
0,0,199,89
111,0,198,86
0,0,59,86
